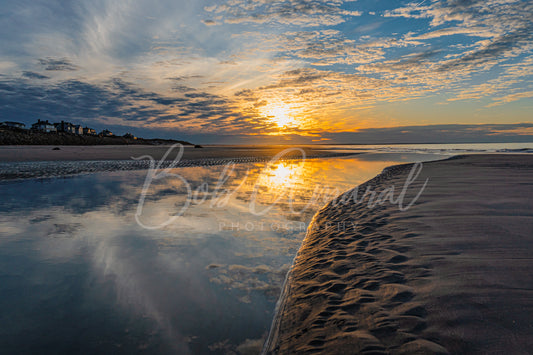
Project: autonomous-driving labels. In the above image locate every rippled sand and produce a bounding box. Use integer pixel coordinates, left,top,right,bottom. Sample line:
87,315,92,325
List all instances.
264,155,533,354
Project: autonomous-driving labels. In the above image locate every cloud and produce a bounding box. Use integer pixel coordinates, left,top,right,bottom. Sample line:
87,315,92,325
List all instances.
0,75,277,135
21,71,50,80
488,125,533,135
317,123,533,144
487,90,533,107
381,0,533,77
204,0,361,27
406,26,496,40
38,57,79,71
220,0,533,120
438,28,533,72
167,124,533,144
449,56,533,103
273,30,386,65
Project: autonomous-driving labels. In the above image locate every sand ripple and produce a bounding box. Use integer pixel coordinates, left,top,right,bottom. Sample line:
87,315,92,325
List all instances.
0,152,355,180
264,155,533,354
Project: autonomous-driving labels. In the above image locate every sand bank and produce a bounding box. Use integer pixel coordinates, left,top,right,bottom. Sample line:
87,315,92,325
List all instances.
264,155,533,354
0,145,343,162
0,145,358,180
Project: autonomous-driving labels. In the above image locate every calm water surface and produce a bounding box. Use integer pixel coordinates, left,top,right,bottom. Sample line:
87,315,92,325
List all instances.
0,153,445,354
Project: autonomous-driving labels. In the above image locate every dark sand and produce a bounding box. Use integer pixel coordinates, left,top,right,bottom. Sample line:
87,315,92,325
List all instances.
0,145,358,180
264,155,533,354
0,145,337,162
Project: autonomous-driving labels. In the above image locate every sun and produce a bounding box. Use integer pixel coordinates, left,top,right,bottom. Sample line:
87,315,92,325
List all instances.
268,106,293,127
261,103,295,128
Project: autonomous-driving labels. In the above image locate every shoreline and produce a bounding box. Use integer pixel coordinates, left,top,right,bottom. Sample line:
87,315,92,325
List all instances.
0,127,193,146
0,145,354,162
264,154,533,354
262,158,419,354
0,146,360,180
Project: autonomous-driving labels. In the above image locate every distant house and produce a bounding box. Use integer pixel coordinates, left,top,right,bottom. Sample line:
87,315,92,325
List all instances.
1,121,26,129
31,120,56,133
55,121,82,134
83,126,96,135
55,121,69,133
101,129,114,137
123,133,137,140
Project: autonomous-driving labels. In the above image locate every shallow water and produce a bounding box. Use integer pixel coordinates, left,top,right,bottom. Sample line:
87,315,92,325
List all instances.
0,152,446,354
316,142,533,153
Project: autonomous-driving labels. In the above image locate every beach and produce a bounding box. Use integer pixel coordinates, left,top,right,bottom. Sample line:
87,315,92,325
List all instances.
264,154,533,354
0,145,358,180
0,145,341,162
1,148,532,353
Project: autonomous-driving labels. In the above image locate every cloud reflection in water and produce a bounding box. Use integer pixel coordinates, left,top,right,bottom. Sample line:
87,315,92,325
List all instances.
0,155,416,353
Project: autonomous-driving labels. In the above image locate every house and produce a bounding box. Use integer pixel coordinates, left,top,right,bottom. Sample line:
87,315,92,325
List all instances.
55,121,81,134
123,133,137,140
31,120,56,133
1,121,26,129
101,129,114,137
83,126,96,135
55,121,69,133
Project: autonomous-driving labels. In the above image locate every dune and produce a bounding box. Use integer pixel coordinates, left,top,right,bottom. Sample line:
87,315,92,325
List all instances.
264,154,533,354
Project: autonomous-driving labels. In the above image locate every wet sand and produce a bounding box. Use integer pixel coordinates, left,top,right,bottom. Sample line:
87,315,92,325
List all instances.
0,145,339,162
0,145,358,180
264,155,533,354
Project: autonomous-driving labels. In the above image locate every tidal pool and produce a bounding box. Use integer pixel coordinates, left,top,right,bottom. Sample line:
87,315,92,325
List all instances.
0,153,445,354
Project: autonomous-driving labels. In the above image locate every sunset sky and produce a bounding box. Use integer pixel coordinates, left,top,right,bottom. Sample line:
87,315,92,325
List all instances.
1,0,532,143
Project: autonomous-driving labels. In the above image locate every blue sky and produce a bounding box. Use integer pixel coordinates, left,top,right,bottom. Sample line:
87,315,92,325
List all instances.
0,0,532,143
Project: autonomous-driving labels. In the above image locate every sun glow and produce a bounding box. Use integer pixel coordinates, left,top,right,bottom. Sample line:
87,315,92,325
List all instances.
261,102,296,128
268,107,293,127
255,162,304,190
268,163,295,184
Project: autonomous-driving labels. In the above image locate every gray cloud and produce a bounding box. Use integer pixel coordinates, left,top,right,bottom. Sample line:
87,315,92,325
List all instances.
22,71,50,80
171,124,533,144
321,124,533,144
167,75,204,81
274,30,386,65
0,75,276,135
205,0,360,27
381,0,533,76
38,57,79,71
438,27,533,71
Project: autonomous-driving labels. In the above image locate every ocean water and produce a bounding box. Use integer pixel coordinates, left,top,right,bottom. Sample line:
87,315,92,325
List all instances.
317,142,533,154
0,145,530,354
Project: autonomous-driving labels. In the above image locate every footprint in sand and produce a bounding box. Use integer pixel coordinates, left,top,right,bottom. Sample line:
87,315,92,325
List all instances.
388,254,409,264
326,283,347,294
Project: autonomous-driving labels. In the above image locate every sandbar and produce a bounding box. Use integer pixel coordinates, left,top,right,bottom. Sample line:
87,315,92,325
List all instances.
264,154,533,354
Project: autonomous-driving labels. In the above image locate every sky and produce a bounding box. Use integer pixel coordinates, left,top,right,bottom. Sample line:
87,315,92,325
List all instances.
0,0,532,144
